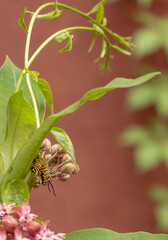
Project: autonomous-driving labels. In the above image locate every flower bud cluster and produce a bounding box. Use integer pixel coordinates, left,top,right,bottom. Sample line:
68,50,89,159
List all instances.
32,138,79,187
0,201,65,240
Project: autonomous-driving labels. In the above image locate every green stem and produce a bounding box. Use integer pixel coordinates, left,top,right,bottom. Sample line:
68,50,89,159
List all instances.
26,26,110,68
16,2,55,128
56,2,130,47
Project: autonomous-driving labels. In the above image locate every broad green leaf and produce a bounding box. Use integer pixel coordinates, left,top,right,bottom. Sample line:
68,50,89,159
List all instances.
1,72,160,184
65,228,168,240
51,128,77,167
0,91,36,174
59,35,74,52
2,179,29,205
18,8,28,33
88,32,97,53
0,57,45,146
36,78,53,114
55,32,70,43
96,4,104,24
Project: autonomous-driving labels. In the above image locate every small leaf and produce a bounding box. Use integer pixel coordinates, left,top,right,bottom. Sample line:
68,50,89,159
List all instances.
18,8,28,33
88,0,107,15
51,128,77,168
59,35,74,53
37,10,63,21
96,4,104,24
65,228,168,240
155,204,168,232
149,185,168,203
88,32,97,53
100,39,107,58
36,78,54,115
24,68,39,82
55,32,70,43
2,179,29,205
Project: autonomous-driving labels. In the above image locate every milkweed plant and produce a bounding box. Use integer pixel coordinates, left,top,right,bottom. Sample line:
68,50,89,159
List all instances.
0,0,164,239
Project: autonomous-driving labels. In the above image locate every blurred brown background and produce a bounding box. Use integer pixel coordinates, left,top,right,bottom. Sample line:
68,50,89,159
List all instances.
0,0,168,235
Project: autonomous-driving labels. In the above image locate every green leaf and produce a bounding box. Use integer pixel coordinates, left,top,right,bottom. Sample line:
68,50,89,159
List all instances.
24,68,39,82
51,128,77,167
134,28,161,58
55,32,70,43
18,8,28,33
88,32,97,53
0,57,45,146
59,35,74,52
37,2,63,21
88,0,107,15
135,141,162,172
65,228,168,240
36,78,53,115
37,9,63,21
96,4,104,24
100,39,107,58
121,126,150,145
1,72,160,185
0,91,36,174
2,179,29,205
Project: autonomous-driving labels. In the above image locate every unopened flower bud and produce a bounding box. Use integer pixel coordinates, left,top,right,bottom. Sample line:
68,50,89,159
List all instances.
62,163,75,174
27,221,41,236
50,144,59,155
0,225,6,240
3,216,17,232
72,165,80,175
40,138,51,151
58,173,70,182
44,154,52,161
62,154,72,162
32,176,42,188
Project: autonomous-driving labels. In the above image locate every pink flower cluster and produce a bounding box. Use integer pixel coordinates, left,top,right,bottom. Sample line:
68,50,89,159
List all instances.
0,201,65,240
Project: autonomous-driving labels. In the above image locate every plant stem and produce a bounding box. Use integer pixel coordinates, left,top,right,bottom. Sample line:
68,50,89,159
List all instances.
26,26,110,68
16,2,55,128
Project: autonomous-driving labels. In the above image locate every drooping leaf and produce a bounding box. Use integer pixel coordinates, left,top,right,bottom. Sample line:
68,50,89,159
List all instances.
18,8,28,33
36,78,53,114
59,35,74,52
88,32,97,53
65,228,168,240
0,57,45,146
0,91,36,174
1,72,160,185
100,38,107,58
37,2,63,21
37,9,63,21
51,128,76,167
88,0,107,15
96,4,104,24
2,179,29,205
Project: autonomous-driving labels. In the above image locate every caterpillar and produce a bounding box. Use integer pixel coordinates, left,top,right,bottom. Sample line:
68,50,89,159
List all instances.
31,158,56,196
